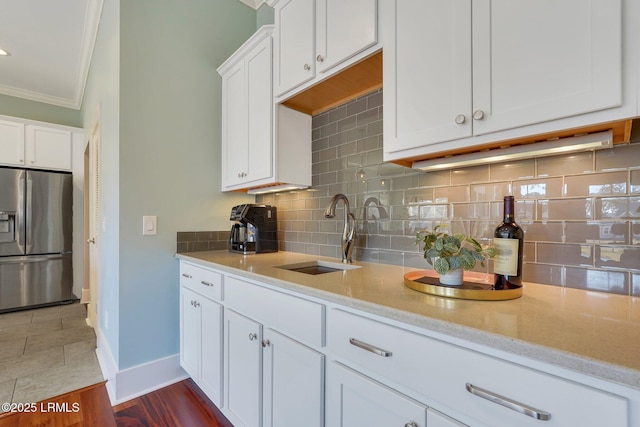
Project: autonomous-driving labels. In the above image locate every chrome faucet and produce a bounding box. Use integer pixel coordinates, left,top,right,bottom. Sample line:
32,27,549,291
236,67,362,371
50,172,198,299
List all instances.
324,193,356,263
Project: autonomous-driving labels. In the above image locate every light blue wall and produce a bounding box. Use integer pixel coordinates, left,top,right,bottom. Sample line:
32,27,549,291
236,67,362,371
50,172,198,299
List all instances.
0,93,82,127
116,0,256,369
81,0,121,365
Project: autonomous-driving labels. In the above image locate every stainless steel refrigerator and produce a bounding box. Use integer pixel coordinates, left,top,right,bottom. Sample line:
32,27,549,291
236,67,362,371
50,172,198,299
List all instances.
0,167,73,312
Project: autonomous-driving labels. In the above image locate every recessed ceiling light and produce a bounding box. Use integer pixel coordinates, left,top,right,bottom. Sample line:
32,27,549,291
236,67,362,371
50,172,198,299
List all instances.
0,48,10,56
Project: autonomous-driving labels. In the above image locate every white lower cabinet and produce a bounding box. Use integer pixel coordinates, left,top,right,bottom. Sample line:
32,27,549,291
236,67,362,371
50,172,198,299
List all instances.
180,286,223,407
262,328,324,427
224,309,262,427
223,276,325,427
179,263,223,407
327,308,629,427
179,259,638,427
180,287,201,379
327,362,428,427
427,408,468,427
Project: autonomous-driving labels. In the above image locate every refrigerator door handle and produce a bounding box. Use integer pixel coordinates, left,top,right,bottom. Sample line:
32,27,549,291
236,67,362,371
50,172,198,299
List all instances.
25,175,33,250
17,173,26,251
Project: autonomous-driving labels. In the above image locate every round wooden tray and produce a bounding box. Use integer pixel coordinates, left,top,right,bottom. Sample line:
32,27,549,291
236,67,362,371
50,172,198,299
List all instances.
404,270,522,301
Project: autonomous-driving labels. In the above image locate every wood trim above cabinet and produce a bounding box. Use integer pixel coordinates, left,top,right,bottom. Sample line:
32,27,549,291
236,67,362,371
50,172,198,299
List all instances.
281,50,383,116
390,118,634,168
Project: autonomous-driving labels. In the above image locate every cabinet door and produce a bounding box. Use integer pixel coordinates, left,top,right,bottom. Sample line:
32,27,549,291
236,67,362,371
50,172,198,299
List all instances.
199,297,223,407
472,0,622,135
246,36,274,184
221,61,249,188
273,0,315,96
0,120,26,167
180,287,201,380
262,329,324,427
224,309,262,427
382,0,472,155
316,0,377,75
326,362,428,427
427,409,468,427
26,125,72,170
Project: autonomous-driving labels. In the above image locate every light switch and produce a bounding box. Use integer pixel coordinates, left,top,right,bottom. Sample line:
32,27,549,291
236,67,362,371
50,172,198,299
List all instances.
143,215,157,235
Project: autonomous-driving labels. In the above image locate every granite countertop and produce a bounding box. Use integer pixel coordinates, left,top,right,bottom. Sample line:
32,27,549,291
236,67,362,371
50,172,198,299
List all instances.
176,250,640,391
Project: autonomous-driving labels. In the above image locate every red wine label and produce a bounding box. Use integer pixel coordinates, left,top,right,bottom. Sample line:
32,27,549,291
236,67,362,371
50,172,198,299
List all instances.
494,238,519,276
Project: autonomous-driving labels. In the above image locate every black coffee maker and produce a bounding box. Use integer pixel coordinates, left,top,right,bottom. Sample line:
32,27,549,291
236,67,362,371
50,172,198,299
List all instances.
229,204,278,254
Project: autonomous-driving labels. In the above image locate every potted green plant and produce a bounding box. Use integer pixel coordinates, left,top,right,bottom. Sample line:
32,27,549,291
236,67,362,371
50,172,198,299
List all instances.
416,225,497,286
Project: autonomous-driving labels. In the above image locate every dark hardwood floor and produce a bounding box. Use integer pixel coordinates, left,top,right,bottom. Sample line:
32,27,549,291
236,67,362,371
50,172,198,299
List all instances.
113,379,233,427
0,379,233,427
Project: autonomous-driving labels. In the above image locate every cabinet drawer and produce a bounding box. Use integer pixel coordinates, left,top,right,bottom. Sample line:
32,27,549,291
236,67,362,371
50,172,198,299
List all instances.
328,308,628,427
225,276,324,347
179,262,223,301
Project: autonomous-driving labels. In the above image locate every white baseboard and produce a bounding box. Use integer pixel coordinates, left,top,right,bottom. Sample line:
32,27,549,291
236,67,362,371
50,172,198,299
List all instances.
95,327,189,405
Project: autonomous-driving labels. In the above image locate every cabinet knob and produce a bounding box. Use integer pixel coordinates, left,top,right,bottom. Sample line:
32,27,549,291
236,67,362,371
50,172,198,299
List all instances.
262,339,271,348
200,280,213,287
87,238,96,244
454,114,466,125
472,110,485,120
404,423,418,427
249,333,257,341
303,63,311,71
181,273,192,279
316,55,324,63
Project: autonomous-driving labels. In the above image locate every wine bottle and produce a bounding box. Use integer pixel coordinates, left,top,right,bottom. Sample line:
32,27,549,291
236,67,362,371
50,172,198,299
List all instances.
494,196,524,289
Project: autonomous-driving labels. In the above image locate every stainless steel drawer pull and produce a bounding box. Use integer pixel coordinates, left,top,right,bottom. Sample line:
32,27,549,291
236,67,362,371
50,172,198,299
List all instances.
349,338,392,357
200,280,214,287
181,273,192,279
465,383,551,421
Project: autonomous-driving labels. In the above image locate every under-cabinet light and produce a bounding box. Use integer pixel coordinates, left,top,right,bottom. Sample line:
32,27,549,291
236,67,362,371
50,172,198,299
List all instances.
246,184,308,195
412,130,613,172
0,48,10,56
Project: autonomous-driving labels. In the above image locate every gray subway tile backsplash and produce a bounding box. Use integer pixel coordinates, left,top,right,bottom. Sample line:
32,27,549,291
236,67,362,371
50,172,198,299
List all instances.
176,231,229,253
248,89,640,297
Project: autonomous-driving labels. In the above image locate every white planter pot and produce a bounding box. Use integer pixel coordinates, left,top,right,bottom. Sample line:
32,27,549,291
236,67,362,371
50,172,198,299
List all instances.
438,268,463,286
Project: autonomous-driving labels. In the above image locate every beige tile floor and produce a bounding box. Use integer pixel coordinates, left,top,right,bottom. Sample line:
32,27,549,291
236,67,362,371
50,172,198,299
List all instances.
0,302,104,413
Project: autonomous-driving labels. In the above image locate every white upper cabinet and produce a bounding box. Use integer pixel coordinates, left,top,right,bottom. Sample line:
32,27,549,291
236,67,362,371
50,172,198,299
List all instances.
219,26,273,189
383,0,636,162
0,120,26,167
316,0,377,75
0,119,73,171
26,125,72,171
269,0,379,99
271,0,316,96
471,0,621,136
383,0,473,153
218,25,311,192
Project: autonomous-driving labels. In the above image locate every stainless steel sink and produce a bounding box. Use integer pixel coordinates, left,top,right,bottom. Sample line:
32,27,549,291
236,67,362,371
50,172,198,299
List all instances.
275,260,361,275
